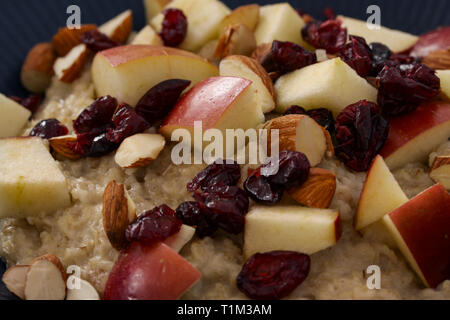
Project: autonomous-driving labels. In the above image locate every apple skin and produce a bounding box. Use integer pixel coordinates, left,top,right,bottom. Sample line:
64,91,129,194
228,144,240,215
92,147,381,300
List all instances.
380,102,450,170
383,184,450,288
410,26,450,58
103,242,201,300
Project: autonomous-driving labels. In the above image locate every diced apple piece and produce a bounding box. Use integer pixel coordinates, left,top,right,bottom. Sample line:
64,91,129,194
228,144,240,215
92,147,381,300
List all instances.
0,137,71,218
0,94,31,138
220,55,275,113
214,24,256,60
219,4,260,33
244,206,341,259
254,3,309,48
275,58,378,115
131,25,163,46
99,10,133,43
1,265,29,299
115,133,166,169
383,184,450,288
151,0,231,52
144,0,172,21
104,242,201,300
437,70,450,100
160,77,264,145
92,45,218,106
380,102,450,170
355,155,409,230
164,224,196,253
66,279,100,300
338,15,418,53
430,156,450,190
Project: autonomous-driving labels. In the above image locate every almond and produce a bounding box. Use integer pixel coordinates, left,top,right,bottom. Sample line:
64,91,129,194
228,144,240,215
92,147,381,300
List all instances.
214,24,257,60
1,265,30,299
66,279,100,300
219,4,260,33
24,254,67,300
102,181,138,250
287,168,337,209
251,43,272,65
422,49,450,70
21,43,56,93
197,40,220,65
99,10,133,43
53,44,88,83
49,135,81,160
323,128,335,158
52,24,97,56
430,155,450,190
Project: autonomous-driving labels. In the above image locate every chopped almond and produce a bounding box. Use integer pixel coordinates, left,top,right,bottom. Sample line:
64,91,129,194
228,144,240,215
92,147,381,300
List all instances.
53,44,88,83
52,25,97,56
99,10,133,43
21,43,56,93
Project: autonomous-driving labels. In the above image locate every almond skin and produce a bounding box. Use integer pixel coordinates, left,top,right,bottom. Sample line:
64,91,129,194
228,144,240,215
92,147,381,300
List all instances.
52,25,97,56
21,43,56,93
54,44,88,83
287,168,337,209
49,135,81,160
214,24,257,60
422,49,450,70
31,254,67,282
264,114,304,153
431,156,450,170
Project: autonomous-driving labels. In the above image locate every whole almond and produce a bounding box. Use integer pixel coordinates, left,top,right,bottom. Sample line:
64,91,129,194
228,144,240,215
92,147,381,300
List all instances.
21,43,56,93
49,135,81,160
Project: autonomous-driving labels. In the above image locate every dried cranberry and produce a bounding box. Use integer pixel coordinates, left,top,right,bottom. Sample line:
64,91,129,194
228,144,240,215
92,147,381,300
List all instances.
187,160,241,193
323,7,336,20
306,108,335,133
86,133,118,157
106,104,151,144
10,94,42,114
160,9,188,47
81,30,119,52
194,186,249,235
271,41,317,74
29,119,69,139
244,171,284,205
302,19,347,54
73,96,117,134
335,100,390,171
339,35,373,77
125,205,182,245
369,42,392,75
377,63,440,116
262,151,310,187
175,201,218,238
237,251,311,300
389,53,420,65
284,105,306,115
135,79,191,124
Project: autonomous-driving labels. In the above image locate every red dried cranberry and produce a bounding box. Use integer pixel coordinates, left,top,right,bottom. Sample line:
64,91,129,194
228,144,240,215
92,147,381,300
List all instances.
283,105,307,115
323,7,336,20
339,35,373,77
160,9,188,47
389,54,419,65
135,79,191,125
271,41,316,74
81,30,119,52
106,104,151,144
369,42,392,76
125,205,182,245
69,132,118,157
244,171,284,205
73,96,117,134
377,63,440,116
175,201,218,238
194,186,249,235
335,100,389,172
307,108,335,133
187,160,241,193
10,94,42,114
302,19,347,54
29,119,69,139
237,251,311,300
262,151,310,187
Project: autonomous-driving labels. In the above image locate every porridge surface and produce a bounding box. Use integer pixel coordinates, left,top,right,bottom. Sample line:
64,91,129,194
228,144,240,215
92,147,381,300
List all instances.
1,69,449,300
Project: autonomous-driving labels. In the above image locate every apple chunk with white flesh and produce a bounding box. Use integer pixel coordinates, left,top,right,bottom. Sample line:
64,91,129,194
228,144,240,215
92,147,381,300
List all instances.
338,15,418,53
159,76,265,145
244,206,341,259
144,0,172,21
66,279,100,300
355,155,409,230
131,25,163,46
0,94,31,138
0,137,71,218
437,70,450,100
380,102,450,170
164,225,196,253
104,242,201,300
275,58,378,116
383,184,450,288
151,0,231,52
92,45,218,106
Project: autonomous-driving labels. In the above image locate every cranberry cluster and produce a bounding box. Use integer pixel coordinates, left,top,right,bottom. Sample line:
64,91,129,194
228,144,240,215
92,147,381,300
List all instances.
302,19,347,54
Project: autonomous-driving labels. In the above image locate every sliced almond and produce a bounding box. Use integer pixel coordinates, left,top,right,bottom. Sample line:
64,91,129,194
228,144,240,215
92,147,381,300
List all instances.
1,265,30,299
287,168,337,209
24,254,67,300
197,40,220,65
131,25,163,46
66,279,100,300
251,43,272,65
102,180,138,250
430,156,450,190
99,10,133,43
323,128,335,159
52,25,97,56
49,135,81,160
53,44,88,83
219,4,260,33
264,115,328,166
214,24,257,60
20,43,56,93
115,133,166,169
422,49,450,70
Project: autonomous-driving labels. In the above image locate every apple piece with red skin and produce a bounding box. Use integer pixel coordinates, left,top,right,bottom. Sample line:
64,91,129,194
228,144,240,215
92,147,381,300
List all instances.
380,101,450,170
410,26,450,58
104,242,201,300
383,184,450,288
